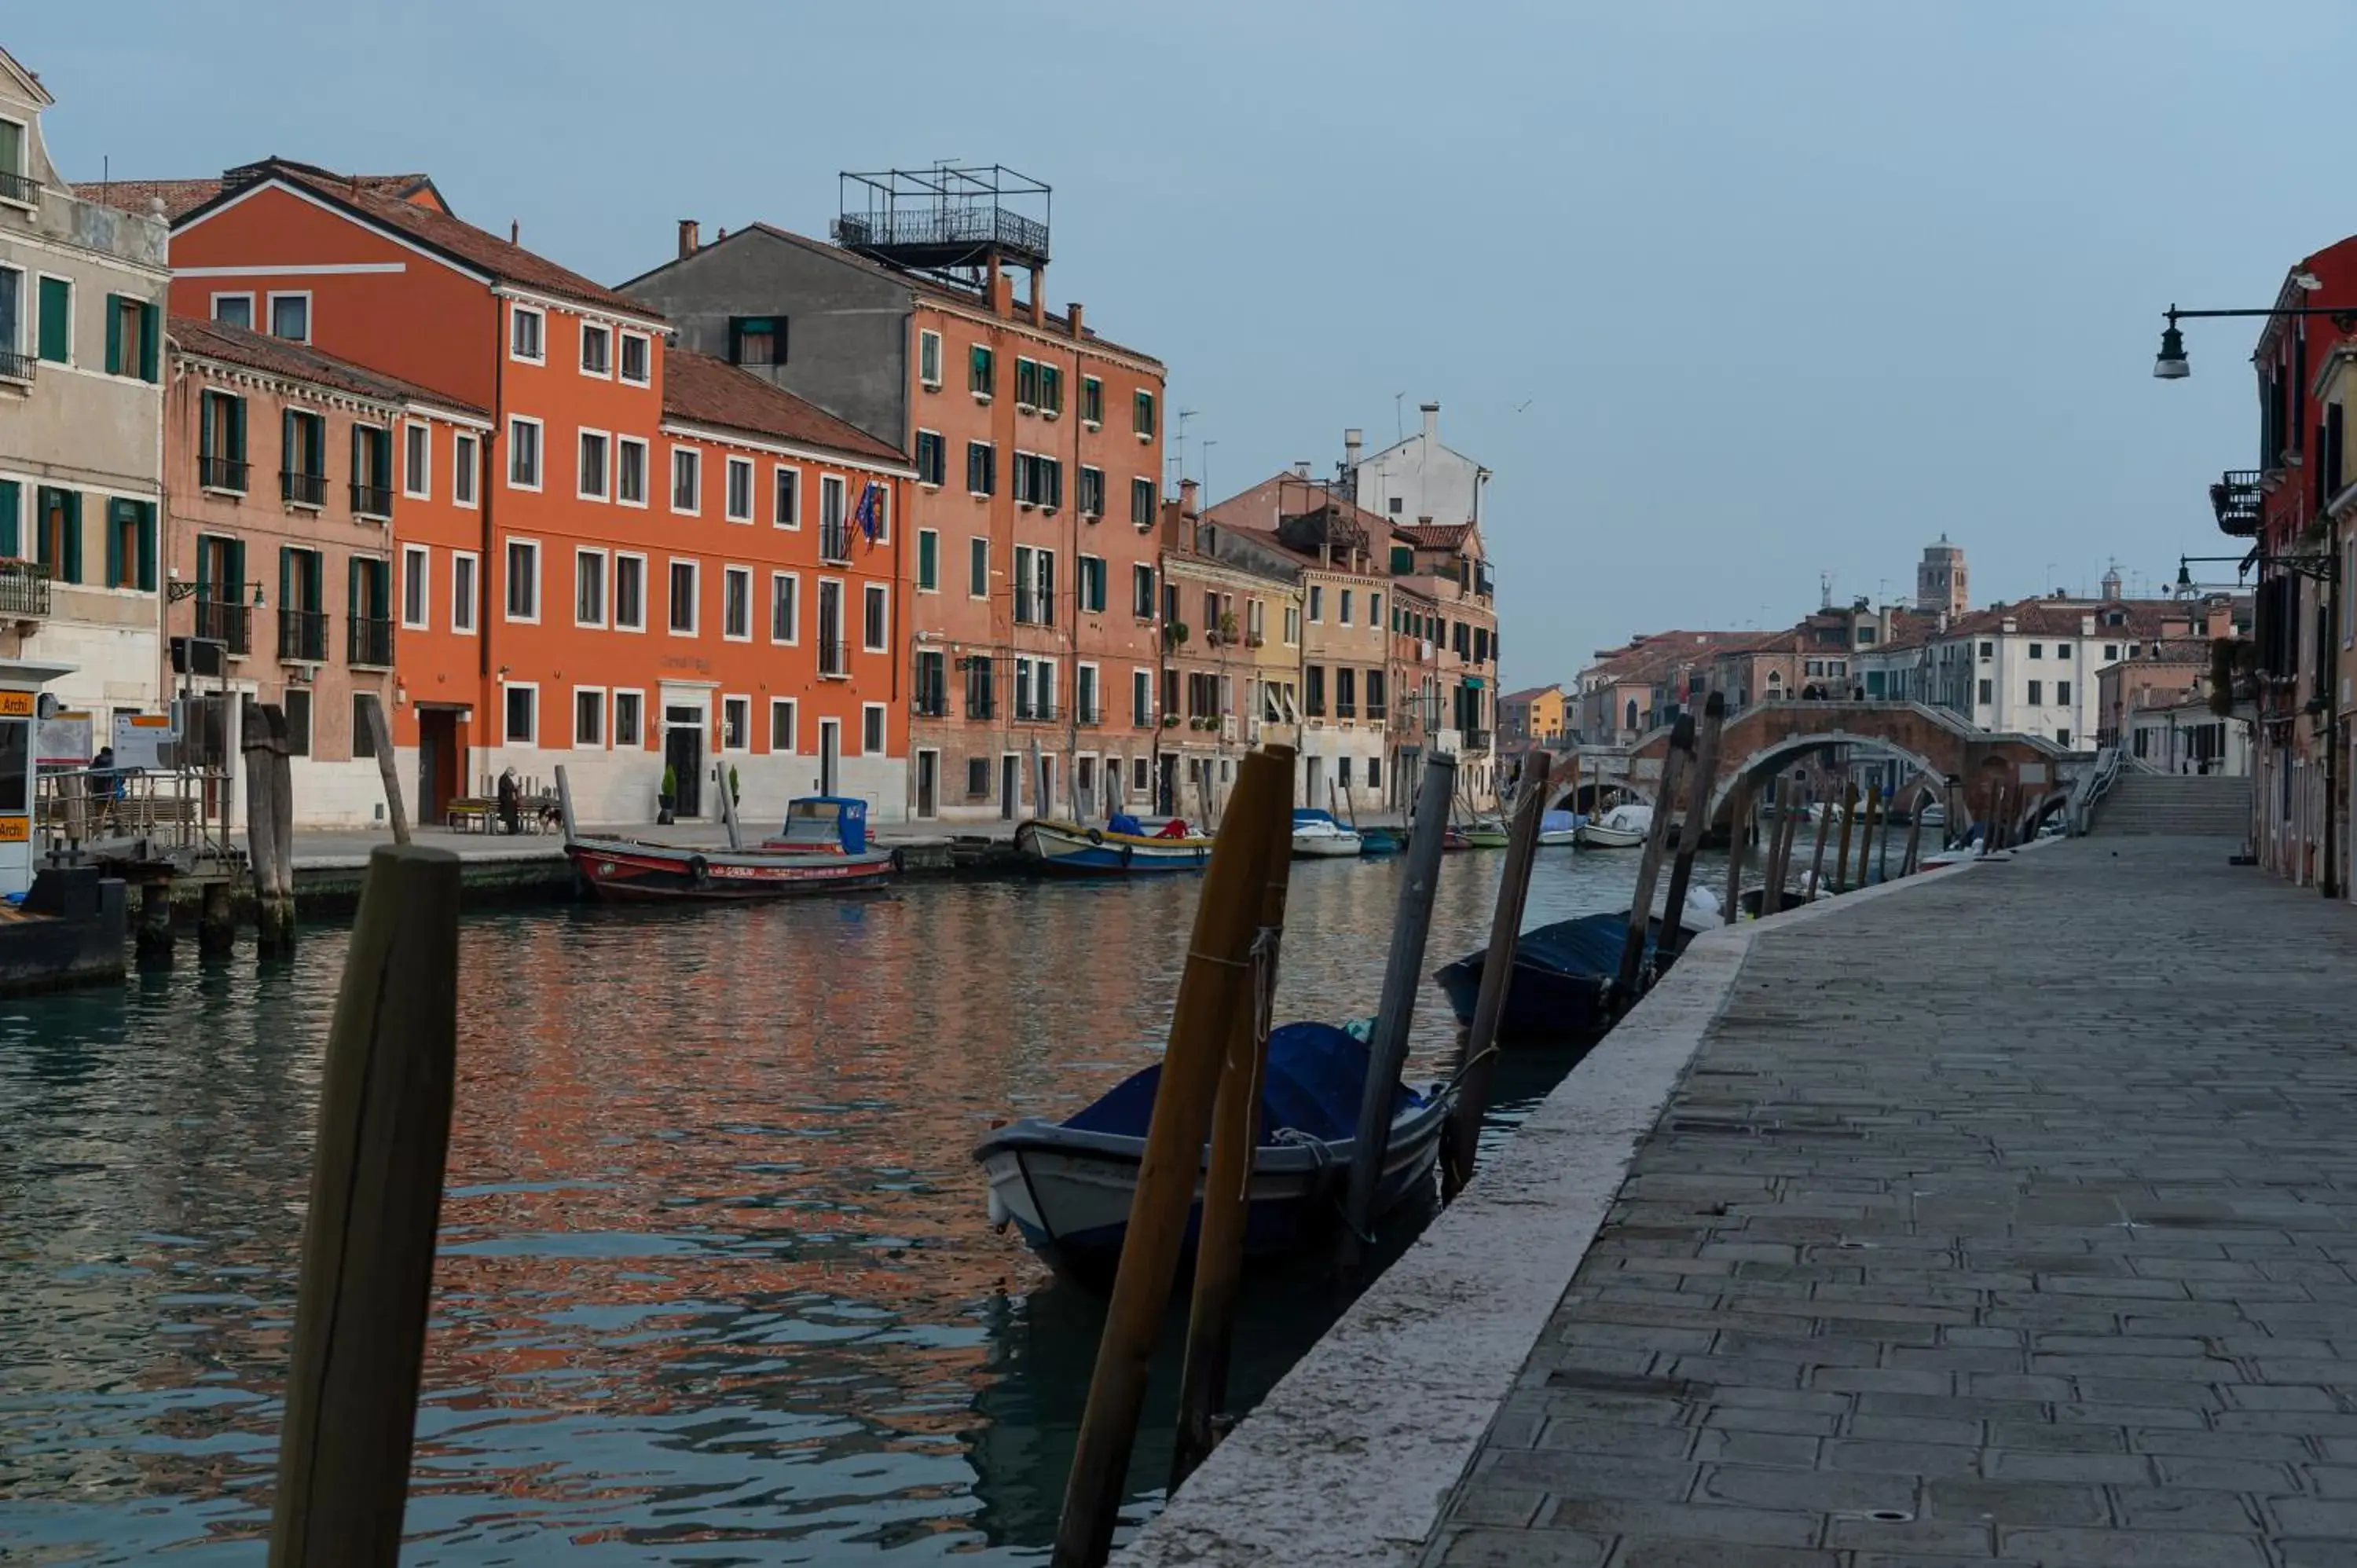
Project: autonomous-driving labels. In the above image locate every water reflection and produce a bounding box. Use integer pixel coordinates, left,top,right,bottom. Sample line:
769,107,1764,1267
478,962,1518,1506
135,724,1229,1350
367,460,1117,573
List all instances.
0,848,1715,1563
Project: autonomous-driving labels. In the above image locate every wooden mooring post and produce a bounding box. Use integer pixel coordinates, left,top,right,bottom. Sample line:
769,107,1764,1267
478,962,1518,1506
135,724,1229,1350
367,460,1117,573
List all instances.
244,703,297,957
1831,781,1859,894
1853,784,1882,891
1442,750,1550,1200
1659,694,1725,946
1723,778,1750,925
1901,786,1926,875
1804,786,1835,903
1616,714,1692,997
1052,749,1290,1568
267,844,460,1567
361,695,409,846
1171,747,1295,1489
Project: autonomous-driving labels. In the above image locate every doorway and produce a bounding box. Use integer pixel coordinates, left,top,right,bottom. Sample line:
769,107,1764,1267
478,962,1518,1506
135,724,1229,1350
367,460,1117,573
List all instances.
818,720,840,797
1001,753,1020,819
916,749,939,818
664,707,704,818
416,707,462,826
1157,752,1176,817
1304,754,1323,811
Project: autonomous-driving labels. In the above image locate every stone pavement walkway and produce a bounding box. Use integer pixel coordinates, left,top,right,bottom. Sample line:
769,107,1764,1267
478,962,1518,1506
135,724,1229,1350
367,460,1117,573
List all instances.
1425,837,2357,1568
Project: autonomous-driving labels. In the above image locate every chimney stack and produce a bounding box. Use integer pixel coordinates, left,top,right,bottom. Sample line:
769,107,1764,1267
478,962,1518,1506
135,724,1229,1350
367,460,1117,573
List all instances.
1420,401,1440,444
1067,302,1085,339
1028,264,1046,326
677,219,699,258
1179,478,1200,514
509,219,520,244
1293,461,1312,479
1343,427,1363,469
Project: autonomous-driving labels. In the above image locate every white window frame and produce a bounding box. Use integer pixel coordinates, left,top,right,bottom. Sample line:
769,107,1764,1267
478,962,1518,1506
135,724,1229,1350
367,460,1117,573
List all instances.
504,537,541,624
34,270,72,365
918,328,943,389
612,687,646,749
579,321,613,379
400,544,431,631
577,427,611,502
916,527,940,595
453,433,479,507
722,564,754,643
773,463,802,529
1076,661,1101,724
509,302,545,365
1133,667,1154,727
724,455,755,523
860,702,888,757
502,680,538,746
769,696,797,754
667,556,699,637
572,685,607,749
574,546,608,628
401,420,431,500
671,445,701,515
616,434,649,508
450,549,478,635
769,570,800,646
618,329,652,387
720,694,752,754
1078,552,1105,614
970,536,990,600
266,289,312,344
863,581,890,652
507,415,543,492
209,290,256,330
611,550,648,632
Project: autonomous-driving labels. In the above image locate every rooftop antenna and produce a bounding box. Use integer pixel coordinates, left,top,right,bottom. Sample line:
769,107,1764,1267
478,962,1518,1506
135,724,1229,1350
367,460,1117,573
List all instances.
1201,439,1219,507
1820,570,1834,610
1173,408,1197,492
1394,392,1406,444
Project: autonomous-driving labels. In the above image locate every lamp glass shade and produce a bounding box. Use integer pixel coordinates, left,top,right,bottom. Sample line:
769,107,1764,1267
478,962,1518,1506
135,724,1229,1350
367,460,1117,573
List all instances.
2154,324,2190,379
2176,562,2194,590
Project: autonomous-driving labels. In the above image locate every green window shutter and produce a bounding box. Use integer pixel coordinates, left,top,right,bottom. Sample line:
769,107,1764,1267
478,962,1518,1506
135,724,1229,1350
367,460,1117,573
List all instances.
139,303,159,383
229,397,247,463
60,492,81,583
918,530,937,588
228,539,245,607
196,533,212,597
32,489,51,570
348,557,361,640
104,295,123,376
0,479,16,558
279,545,292,615
136,501,156,592
284,410,297,489
37,277,69,362
199,394,216,462
104,498,125,587
307,551,322,614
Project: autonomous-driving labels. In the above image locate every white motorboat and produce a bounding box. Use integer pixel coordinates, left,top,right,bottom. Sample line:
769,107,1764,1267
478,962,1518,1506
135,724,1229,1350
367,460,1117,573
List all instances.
1290,808,1364,858
1577,802,1653,848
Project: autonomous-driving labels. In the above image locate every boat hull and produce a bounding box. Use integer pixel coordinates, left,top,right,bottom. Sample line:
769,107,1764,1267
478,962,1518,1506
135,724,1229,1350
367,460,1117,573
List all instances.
1434,955,1614,1039
1290,830,1364,858
1462,830,1510,848
1535,829,1578,847
567,837,896,902
1575,823,1647,848
1015,819,1212,875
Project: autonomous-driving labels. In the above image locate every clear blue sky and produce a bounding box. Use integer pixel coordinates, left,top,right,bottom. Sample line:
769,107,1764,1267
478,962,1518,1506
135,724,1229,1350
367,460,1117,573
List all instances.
10,2,2343,683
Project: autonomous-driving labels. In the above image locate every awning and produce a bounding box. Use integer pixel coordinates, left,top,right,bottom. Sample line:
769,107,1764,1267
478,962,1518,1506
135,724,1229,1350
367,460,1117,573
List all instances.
1462,676,1486,690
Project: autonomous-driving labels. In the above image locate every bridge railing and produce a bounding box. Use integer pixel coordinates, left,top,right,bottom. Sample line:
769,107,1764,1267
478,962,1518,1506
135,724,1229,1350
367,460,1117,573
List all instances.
2065,746,2122,837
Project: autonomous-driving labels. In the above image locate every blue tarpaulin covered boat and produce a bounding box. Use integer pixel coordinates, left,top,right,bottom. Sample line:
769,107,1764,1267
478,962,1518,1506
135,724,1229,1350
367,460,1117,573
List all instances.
1432,911,1640,1039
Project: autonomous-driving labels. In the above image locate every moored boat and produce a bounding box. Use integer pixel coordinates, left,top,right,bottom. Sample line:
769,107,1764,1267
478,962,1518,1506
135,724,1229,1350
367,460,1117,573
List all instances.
1536,810,1582,847
566,795,897,903
1014,814,1213,875
1433,892,1721,1039
1576,802,1653,848
1358,827,1402,855
974,1020,1449,1284
1290,808,1364,858
1461,820,1511,848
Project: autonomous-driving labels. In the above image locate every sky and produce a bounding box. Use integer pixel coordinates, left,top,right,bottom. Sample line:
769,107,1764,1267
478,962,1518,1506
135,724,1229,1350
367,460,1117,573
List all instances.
9,2,2347,685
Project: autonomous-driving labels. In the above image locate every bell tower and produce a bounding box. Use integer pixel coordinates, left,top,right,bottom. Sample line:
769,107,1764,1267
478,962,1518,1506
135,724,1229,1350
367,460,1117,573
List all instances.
1916,536,1968,617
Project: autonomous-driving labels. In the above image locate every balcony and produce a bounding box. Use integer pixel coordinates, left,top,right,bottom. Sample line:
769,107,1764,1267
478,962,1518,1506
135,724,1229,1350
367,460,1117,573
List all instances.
348,615,394,668
350,482,393,519
820,522,853,564
281,470,326,508
0,169,38,208
199,456,248,493
0,348,32,386
0,559,50,619
194,599,250,654
914,689,949,719
817,639,849,678
277,608,328,663
2210,470,2263,538
1076,703,1103,727
1464,727,1493,753
1014,701,1060,724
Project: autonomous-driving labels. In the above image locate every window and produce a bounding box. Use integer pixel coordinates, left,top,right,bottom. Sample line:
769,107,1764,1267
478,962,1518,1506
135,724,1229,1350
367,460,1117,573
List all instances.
863,703,885,755
510,304,544,362
1016,356,1040,408
2029,643,2044,659
453,434,478,506
198,390,247,492
505,539,539,621
863,582,889,650
669,559,698,633
967,441,996,496
1336,667,1357,719
1368,757,1381,792
966,654,996,719
1079,466,1105,518
1079,555,1107,614
1340,588,1354,626
1132,756,1150,794
268,291,310,343
452,551,478,633
614,553,645,630
730,316,781,366
672,447,700,512
350,424,393,516
2058,727,2073,746
918,529,940,592
352,694,381,759
1014,451,1062,508
577,430,610,500
574,688,604,746
1133,669,1153,726
101,499,156,590
612,691,643,748
504,683,536,743
2057,680,2072,705
1285,604,1300,644
1369,592,1381,628
770,571,798,642
211,292,254,330
105,295,159,381
579,321,612,376
916,430,945,487
970,537,990,598
1978,640,1994,660
1309,584,1324,623
36,275,68,363
970,343,994,397
1305,665,1327,718
1016,656,1056,720
619,331,651,386
1131,562,1156,620
402,423,431,499
770,698,797,752
1014,545,1054,625
1083,376,1104,425
1131,477,1156,527
2027,680,2044,705
818,580,846,675
1039,363,1062,416
1077,664,1100,724
724,566,753,639
911,649,948,718
401,545,430,628
918,330,942,388
819,474,848,555
618,436,647,505
969,757,992,797
723,696,750,750
279,410,327,506
1978,678,1992,704
284,690,312,757
508,416,541,489
1134,389,1156,438
1367,669,1387,720
767,464,799,529
2104,643,2120,661
725,456,754,521
574,548,607,626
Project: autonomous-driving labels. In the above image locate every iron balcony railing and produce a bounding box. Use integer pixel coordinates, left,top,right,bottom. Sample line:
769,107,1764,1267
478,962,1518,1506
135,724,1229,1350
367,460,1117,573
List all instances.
0,559,50,618
1014,700,1060,724
194,599,250,654
280,469,327,507
1076,702,1103,727
816,639,849,677
914,689,949,718
350,482,393,519
0,347,33,384
0,169,38,207
348,615,394,668
1464,727,1493,753
2211,470,2264,538
277,608,328,662
833,203,1049,262
819,522,854,563
199,456,248,493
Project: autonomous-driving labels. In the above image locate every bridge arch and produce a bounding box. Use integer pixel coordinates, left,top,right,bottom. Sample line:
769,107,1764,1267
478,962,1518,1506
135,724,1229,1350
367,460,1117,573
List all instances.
1708,731,1949,825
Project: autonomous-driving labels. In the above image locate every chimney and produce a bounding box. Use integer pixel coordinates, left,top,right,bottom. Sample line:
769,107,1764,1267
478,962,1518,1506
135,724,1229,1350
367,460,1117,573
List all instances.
677,219,699,258
1028,264,1045,326
985,254,1010,318
1293,461,1312,479
1067,302,1085,339
509,219,520,245
1343,427,1362,469
1180,478,1200,515
1420,401,1439,444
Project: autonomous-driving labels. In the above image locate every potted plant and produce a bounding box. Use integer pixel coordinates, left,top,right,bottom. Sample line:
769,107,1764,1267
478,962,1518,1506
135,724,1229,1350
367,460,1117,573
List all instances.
1165,621,1189,647
658,764,677,825
1218,612,1239,644
1162,713,1180,728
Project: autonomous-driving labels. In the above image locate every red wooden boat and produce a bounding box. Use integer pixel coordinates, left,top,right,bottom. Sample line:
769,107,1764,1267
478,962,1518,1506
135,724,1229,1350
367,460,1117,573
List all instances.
566,796,896,903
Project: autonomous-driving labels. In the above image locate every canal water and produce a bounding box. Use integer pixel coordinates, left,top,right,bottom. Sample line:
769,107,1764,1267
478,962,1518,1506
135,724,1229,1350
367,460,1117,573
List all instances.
0,847,1732,1565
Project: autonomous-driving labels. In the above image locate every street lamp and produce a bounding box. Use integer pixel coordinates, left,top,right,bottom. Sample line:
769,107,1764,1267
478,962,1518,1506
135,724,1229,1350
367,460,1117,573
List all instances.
2151,299,2357,379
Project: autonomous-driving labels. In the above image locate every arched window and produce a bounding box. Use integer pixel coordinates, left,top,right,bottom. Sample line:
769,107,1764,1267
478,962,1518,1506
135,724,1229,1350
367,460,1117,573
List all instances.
1624,698,1638,731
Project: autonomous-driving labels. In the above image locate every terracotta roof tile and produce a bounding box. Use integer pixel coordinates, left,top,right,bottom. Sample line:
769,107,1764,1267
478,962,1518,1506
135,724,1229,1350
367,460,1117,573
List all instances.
169,314,486,415
661,350,906,466
87,170,437,223
1394,522,1475,548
